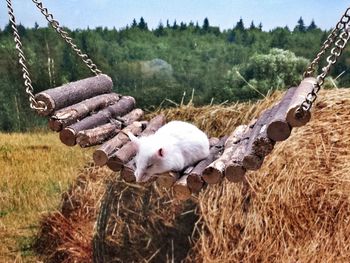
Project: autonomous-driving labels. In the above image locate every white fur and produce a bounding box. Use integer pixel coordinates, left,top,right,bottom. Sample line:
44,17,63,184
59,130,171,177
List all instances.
129,121,210,182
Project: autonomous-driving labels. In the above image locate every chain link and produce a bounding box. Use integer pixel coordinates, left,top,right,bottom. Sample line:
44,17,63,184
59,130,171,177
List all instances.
31,0,102,76
6,0,47,111
298,7,350,114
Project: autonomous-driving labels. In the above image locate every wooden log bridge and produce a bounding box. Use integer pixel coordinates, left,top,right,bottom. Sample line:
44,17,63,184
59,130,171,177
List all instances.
36,75,316,200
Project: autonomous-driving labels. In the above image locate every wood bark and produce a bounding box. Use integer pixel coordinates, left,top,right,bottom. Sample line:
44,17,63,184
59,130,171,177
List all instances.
116,109,144,126
106,114,166,172
59,96,135,146
266,87,296,141
173,174,192,201
286,77,317,127
156,171,180,188
93,121,147,166
245,107,276,156
202,125,248,184
76,123,121,148
225,139,249,182
48,93,120,132
120,161,136,183
35,74,113,116
242,107,276,171
188,136,227,192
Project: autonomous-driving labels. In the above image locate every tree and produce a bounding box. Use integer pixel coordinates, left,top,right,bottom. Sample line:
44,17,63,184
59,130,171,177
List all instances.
225,49,309,101
138,17,148,30
180,22,187,31
194,21,200,32
249,21,256,30
235,18,245,31
172,20,178,30
294,17,306,32
154,22,166,37
131,19,138,28
258,22,263,31
203,18,210,31
307,20,317,31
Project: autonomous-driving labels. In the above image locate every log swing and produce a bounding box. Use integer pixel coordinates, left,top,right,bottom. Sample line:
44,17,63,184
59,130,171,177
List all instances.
7,0,350,198
6,1,350,261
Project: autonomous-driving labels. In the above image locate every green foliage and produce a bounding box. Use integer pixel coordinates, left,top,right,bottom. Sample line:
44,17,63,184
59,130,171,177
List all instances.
225,49,309,101
0,18,348,131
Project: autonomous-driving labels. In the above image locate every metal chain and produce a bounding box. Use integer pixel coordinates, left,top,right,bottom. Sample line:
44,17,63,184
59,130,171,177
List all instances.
6,0,46,111
31,0,102,76
299,7,350,114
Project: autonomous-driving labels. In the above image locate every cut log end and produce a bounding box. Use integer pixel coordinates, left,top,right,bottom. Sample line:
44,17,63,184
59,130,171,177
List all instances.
106,159,123,172
59,128,76,146
287,107,311,127
121,165,136,183
243,154,263,171
187,174,204,193
93,150,109,167
35,92,56,116
156,172,179,188
173,185,191,201
48,118,63,132
267,120,291,141
225,165,246,183
202,167,223,184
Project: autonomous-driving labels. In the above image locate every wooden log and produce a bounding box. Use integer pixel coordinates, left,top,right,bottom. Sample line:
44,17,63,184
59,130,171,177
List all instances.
156,171,181,188
93,121,147,166
173,174,192,201
116,108,144,126
247,107,276,157
106,115,166,172
286,77,317,127
59,96,136,146
48,93,120,132
242,108,276,171
120,161,136,183
35,74,113,116
225,139,249,183
140,114,167,136
76,123,121,148
266,87,296,141
188,136,227,192
202,125,248,184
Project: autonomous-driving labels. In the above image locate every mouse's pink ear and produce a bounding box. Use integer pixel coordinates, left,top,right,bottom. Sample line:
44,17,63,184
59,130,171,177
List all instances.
157,148,164,158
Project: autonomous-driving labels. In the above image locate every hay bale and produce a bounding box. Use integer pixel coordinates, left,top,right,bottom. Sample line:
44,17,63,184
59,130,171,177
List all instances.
35,89,350,262
35,163,198,263
190,89,350,262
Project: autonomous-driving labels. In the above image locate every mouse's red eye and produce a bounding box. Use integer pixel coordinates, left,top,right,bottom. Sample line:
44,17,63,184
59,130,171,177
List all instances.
147,164,153,169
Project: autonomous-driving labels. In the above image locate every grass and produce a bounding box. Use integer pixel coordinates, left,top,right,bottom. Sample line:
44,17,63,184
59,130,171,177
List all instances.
0,132,92,262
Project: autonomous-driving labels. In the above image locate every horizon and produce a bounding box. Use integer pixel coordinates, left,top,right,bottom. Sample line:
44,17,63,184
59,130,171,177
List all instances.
0,1,349,32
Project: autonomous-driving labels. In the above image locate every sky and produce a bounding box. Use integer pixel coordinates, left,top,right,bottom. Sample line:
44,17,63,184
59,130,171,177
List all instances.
1,0,349,31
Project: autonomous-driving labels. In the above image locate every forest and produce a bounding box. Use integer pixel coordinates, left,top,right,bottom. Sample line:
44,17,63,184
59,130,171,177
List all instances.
0,17,349,131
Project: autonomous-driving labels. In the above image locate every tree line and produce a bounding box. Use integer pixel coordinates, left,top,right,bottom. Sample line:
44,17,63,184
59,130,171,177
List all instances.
0,17,348,131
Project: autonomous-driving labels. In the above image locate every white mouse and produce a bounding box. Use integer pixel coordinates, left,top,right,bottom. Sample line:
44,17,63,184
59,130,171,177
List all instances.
128,121,210,182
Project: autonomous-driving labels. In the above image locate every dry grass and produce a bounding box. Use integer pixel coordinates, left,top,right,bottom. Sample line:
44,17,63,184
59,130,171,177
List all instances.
0,132,92,262
11,88,350,262
192,89,350,262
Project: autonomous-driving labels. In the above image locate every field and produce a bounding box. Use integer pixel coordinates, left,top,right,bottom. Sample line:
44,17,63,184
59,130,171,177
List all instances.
1,88,350,262
0,132,92,262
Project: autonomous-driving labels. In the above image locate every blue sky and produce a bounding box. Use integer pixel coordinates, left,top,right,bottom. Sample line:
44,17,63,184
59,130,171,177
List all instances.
1,0,349,31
